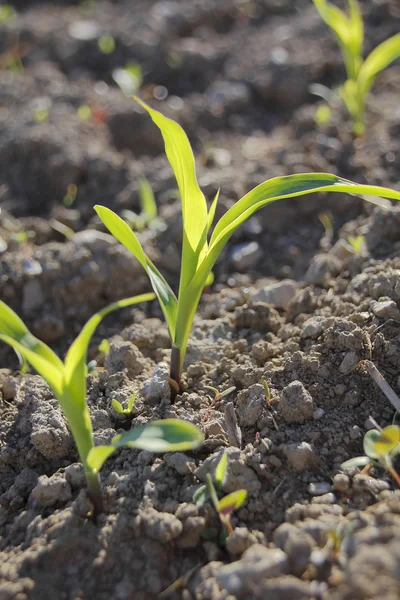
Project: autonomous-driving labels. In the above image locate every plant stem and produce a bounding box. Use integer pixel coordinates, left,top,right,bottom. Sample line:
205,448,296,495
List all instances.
170,345,181,394
86,470,103,519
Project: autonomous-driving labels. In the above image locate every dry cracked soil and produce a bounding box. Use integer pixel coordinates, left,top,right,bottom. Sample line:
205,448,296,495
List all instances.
1,0,400,599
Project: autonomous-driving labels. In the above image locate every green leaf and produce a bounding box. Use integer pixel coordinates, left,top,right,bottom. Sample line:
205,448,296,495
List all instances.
127,393,137,412
94,205,177,339
112,418,204,452
217,490,247,516
134,97,209,298
87,445,115,472
215,450,228,489
363,429,381,460
112,399,124,414
340,456,371,469
207,189,220,233
193,484,209,507
138,176,157,221
371,425,400,458
64,294,155,407
358,33,400,98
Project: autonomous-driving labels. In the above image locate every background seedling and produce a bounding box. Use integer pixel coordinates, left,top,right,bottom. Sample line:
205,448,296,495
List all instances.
347,234,365,256
342,422,400,486
312,0,400,135
95,98,400,391
121,176,159,232
111,392,136,416
194,450,248,539
0,295,204,516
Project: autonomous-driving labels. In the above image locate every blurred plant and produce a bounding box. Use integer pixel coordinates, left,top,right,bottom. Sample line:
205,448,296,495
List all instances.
112,62,143,96
98,338,110,355
63,183,78,207
194,450,247,539
347,233,365,255
312,0,400,135
98,35,115,55
112,392,136,416
121,176,159,232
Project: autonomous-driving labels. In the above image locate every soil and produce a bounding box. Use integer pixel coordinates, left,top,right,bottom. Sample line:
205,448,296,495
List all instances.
1,1,400,599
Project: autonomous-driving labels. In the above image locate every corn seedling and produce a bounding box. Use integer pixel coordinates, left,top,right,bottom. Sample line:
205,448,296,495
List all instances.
0,296,204,516
313,0,400,135
341,423,400,486
347,234,365,255
95,97,400,390
112,392,136,416
121,176,159,232
194,450,247,539
98,338,110,355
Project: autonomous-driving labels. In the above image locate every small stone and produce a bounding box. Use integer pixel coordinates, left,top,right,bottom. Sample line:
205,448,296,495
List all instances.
279,381,313,423
252,280,298,309
31,473,72,507
216,545,288,594
204,418,227,438
305,254,341,285
370,299,400,321
226,528,260,556
313,408,325,420
2,376,17,400
142,362,170,403
339,351,359,374
165,453,196,476
329,238,355,261
350,425,362,440
105,341,147,378
230,241,262,271
311,493,336,504
333,473,350,493
301,316,327,339
283,442,317,471
139,508,183,542
352,474,390,495
308,482,332,496
236,384,265,427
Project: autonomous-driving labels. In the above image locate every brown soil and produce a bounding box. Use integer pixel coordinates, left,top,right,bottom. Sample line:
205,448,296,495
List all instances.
1,1,400,599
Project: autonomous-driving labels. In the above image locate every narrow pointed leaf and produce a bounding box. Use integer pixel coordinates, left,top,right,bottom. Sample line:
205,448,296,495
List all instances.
64,294,155,405
193,484,209,507
95,205,177,339
215,450,228,489
138,176,157,221
0,334,63,396
0,301,64,371
358,33,400,97
134,97,208,296
112,418,204,452
207,189,220,233
111,399,124,413
217,489,247,516
87,445,115,472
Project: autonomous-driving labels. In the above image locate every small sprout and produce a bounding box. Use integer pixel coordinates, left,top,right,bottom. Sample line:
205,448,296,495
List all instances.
98,338,110,355
318,211,334,242
49,219,75,239
34,108,49,123
77,105,92,120
111,393,137,416
112,62,143,96
95,98,400,392
195,451,247,541
0,5,17,25
204,385,236,407
63,183,78,207
10,230,35,244
313,0,400,135
347,234,365,256
314,104,332,127
98,35,115,54
121,177,159,232
262,378,279,407
87,359,97,373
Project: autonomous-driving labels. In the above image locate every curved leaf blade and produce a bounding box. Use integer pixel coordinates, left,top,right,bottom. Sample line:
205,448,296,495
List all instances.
112,418,204,452
215,450,228,489
358,33,400,97
94,205,177,339
134,97,208,296
87,445,115,473
64,294,155,405
217,489,248,516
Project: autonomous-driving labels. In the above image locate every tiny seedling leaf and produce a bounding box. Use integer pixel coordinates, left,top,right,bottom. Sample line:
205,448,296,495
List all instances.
193,484,209,507
371,425,400,458
111,399,124,414
363,429,381,460
112,419,204,452
87,445,116,472
215,450,228,489
127,393,137,412
138,176,157,222
217,489,247,516
358,33,400,98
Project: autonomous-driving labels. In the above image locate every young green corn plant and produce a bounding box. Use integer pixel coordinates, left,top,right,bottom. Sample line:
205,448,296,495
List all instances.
312,0,400,135
0,296,204,517
95,97,400,390
194,450,247,539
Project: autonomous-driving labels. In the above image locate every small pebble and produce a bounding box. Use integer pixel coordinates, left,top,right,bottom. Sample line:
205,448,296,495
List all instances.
308,482,332,496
